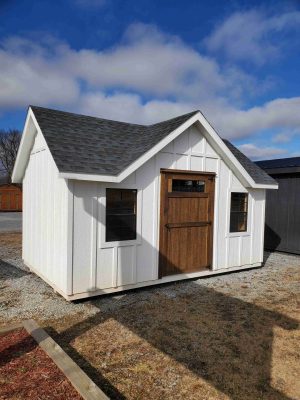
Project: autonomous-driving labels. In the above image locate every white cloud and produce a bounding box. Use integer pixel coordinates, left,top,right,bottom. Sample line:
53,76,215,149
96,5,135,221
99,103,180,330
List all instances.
238,143,287,160
62,23,231,101
78,91,195,124
272,129,300,144
1,22,300,152
0,37,79,109
272,132,291,143
1,23,264,112
204,10,300,64
212,97,300,138
77,92,300,146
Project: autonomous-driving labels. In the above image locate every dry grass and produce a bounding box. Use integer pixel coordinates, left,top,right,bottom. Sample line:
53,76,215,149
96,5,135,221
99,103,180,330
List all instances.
1,233,299,399
46,258,300,400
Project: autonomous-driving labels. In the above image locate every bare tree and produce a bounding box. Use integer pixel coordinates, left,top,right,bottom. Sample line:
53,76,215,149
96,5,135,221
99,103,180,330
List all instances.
0,129,21,183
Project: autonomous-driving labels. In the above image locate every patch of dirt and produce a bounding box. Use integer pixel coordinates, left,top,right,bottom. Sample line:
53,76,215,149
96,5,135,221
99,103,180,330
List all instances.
0,328,83,400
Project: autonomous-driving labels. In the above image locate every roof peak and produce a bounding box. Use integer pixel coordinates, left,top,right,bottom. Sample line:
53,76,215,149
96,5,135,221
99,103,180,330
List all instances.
30,105,199,128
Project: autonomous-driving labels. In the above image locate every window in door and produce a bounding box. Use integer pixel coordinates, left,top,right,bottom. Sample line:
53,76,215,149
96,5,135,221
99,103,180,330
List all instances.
172,179,205,193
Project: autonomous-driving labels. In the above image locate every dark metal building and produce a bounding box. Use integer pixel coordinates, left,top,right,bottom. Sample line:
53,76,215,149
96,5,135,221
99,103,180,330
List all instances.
256,157,300,255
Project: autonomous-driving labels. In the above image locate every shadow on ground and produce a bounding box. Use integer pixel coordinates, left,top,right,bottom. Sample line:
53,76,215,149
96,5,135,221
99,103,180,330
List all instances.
46,281,298,400
0,259,29,282
1,230,298,398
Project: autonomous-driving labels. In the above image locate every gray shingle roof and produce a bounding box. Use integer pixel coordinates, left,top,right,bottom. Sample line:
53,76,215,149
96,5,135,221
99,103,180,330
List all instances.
31,106,198,176
222,139,277,186
30,106,276,186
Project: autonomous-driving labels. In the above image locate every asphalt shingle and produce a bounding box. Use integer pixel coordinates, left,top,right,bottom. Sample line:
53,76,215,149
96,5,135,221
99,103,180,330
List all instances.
31,106,198,176
222,139,277,185
30,106,276,186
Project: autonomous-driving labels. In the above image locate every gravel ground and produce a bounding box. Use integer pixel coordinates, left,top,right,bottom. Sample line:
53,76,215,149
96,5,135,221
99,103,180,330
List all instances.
0,233,97,324
0,232,299,325
0,233,299,399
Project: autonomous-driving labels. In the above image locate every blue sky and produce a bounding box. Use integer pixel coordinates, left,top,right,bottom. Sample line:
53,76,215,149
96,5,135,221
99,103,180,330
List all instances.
0,0,300,160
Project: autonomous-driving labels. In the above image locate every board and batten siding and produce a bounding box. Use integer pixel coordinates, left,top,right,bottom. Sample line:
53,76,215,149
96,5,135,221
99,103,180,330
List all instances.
22,130,70,294
71,125,266,295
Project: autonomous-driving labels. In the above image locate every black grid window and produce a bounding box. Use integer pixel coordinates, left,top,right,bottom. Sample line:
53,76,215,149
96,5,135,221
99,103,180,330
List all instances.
230,193,248,233
106,189,137,242
172,179,205,192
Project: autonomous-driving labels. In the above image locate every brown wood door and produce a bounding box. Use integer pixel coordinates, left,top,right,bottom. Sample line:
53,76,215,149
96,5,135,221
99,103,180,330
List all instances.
159,169,215,278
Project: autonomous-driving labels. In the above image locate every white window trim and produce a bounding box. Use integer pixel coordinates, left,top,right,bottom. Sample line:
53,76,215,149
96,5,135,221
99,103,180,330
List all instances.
227,189,251,238
99,185,142,249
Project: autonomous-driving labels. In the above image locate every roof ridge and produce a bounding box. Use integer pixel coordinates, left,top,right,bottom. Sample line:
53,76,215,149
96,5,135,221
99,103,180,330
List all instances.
30,105,199,128
148,110,200,127
30,105,146,128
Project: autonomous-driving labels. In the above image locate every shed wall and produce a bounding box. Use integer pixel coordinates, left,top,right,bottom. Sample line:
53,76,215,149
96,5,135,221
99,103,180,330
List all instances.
22,130,69,293
72,125,266,295
265,173,300,254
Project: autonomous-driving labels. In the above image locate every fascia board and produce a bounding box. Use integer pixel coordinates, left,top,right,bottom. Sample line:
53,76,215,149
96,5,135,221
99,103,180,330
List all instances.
12,108,38,183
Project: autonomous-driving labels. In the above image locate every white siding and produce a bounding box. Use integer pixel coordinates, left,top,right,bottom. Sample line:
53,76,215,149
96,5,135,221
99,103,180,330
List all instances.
23,130,69,293
71,124,266,295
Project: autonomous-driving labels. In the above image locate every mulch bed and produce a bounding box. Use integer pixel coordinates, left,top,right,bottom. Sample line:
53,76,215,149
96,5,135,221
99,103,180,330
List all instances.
0,328,83,400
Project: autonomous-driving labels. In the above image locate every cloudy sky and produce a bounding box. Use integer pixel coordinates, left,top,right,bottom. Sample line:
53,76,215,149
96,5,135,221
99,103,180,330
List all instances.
1,0,300,160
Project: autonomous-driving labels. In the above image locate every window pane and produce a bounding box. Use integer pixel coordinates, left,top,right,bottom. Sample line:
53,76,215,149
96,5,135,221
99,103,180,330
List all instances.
230,193,248,232
106,189,137,242
172,179,205,192
231,193,248,212
230,212,248,232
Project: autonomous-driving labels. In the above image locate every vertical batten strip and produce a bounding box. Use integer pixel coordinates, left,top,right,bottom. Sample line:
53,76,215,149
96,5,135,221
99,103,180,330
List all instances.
260,190,266,262
113,247,118,288
212,158,220,270
66,180,74,295
90,183,97,291
249,191,255,265
153,172,160,280
225,169,233,268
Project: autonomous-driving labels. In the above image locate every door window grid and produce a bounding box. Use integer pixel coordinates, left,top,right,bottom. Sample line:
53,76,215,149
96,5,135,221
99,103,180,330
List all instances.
172,179,205,193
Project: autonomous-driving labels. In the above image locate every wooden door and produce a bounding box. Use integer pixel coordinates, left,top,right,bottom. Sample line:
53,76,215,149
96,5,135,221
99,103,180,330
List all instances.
159,169,215,278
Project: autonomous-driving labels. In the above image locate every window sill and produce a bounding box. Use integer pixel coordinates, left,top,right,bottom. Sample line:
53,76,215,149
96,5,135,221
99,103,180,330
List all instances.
100,238,142,248
226,232,251,238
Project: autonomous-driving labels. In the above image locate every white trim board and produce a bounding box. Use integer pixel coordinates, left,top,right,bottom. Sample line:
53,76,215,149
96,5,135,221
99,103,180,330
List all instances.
25,260,261,301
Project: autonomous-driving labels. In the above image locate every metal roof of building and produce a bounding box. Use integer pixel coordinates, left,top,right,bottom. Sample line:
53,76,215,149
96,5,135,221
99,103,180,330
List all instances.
256,157,300,170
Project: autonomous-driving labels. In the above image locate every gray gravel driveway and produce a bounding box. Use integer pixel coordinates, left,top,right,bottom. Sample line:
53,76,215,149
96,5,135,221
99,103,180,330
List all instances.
0,232,299,327
0,212,22,232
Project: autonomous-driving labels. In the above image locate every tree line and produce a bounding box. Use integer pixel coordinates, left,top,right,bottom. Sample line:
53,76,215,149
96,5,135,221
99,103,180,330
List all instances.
0,129,21,184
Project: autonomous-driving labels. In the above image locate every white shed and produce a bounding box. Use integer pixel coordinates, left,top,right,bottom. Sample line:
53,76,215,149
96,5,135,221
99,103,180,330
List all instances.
12,106,278,300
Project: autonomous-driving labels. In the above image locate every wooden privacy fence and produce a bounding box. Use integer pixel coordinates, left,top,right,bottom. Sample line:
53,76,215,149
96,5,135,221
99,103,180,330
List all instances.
0,185,22,211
